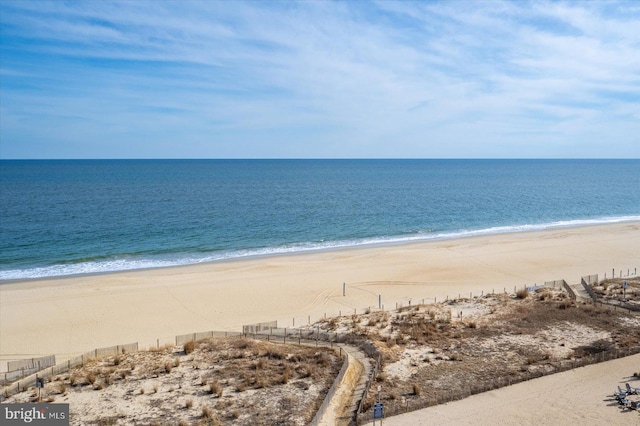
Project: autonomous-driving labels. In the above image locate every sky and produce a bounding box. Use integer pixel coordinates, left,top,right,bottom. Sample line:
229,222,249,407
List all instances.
0,1,639,159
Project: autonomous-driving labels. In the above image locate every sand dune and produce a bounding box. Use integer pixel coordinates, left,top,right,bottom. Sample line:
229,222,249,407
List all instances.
384,353,640,426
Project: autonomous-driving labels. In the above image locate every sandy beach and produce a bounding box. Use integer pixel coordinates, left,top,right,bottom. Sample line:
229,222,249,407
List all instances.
1,222,639,365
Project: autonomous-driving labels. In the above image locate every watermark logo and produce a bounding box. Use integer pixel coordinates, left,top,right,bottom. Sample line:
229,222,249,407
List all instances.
2,404,69,425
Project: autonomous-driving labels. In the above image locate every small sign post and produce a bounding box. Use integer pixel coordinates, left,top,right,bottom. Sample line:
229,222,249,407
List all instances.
373,402,384,425
36,376,44,402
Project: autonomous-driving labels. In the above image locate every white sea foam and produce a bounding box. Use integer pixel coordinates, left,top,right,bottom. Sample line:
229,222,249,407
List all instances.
1,215,638,281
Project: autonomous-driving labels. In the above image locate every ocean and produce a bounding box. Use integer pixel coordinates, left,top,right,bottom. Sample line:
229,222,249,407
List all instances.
1,159,638,281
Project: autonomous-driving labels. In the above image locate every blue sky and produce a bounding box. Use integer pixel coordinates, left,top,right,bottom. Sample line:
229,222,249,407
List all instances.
1,1,639,159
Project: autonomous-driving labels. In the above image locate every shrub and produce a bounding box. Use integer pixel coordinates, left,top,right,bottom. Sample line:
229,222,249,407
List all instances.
412,383,422,396
86,372,96,385
315,352,330,367
183,340,196,355
558,300,573,310
208,380,223,397
281,366,292,384
516,288,529,299
201,405,214,419
328,317,339,330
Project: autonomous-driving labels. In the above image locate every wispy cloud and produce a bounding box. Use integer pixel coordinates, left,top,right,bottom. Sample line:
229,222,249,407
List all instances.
1,0,638,158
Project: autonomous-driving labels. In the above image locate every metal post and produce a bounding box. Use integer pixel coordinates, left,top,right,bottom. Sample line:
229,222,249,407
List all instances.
343,282,345,296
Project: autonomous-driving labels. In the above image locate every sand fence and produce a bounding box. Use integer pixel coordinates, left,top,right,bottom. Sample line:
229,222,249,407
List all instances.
1,355,56,386
1,343,138,397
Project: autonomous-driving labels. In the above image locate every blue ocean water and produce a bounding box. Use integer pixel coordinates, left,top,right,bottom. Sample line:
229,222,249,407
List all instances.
1,159,639,281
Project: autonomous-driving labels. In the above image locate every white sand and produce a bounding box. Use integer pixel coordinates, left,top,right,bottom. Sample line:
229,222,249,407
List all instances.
1,222,638,364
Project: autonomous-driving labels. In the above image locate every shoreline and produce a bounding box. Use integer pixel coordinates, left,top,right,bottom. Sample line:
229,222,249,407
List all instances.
2,217,639,284
1,221,638,365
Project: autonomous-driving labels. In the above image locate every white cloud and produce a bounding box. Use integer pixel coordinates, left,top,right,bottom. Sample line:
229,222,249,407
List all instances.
0,0,638,158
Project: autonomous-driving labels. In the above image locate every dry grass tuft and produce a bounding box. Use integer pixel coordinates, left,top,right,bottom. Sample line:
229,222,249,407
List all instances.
207,380,223,397
412,383,422,396
516,288,529,299
86,372,96,385
184,341,195,355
